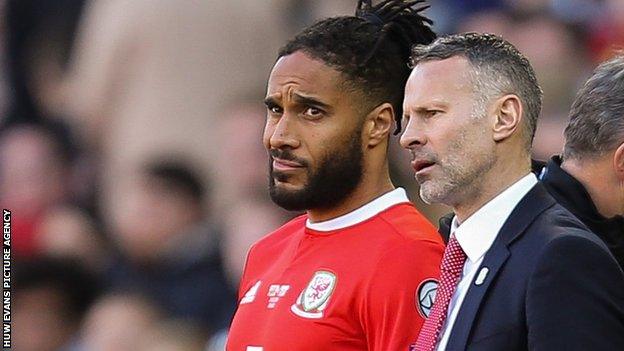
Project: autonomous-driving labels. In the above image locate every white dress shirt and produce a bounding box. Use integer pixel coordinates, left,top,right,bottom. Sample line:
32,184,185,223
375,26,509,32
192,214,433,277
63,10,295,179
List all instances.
436,173,538,350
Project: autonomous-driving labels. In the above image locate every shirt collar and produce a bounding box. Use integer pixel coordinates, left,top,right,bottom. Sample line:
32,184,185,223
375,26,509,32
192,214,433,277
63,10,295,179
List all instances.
305,188,409,232
451,173,538,262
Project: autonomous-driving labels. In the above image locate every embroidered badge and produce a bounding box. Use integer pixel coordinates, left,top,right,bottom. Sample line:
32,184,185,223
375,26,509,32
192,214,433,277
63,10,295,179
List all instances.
416,279,438,318
290,270,337,319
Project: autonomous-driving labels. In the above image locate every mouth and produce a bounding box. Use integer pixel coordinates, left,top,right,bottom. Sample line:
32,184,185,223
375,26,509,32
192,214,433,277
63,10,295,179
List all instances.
411,160,436,175
272,157,305,172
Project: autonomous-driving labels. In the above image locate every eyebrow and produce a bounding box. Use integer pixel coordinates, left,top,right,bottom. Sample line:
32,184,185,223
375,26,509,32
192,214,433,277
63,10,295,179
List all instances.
291,93,332,110
407,101,450,113
263,96,279,107
264,93,332,108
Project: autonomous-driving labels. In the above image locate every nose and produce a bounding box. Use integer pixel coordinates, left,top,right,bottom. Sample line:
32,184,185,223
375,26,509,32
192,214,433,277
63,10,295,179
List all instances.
264,113,300,150
399,117,426,150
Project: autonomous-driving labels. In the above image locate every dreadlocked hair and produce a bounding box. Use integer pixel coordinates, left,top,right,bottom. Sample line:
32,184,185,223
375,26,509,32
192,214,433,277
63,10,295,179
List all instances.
279,0,435,134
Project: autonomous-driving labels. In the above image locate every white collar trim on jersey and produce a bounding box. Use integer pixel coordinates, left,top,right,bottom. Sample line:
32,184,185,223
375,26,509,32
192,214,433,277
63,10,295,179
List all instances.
305,188,409,232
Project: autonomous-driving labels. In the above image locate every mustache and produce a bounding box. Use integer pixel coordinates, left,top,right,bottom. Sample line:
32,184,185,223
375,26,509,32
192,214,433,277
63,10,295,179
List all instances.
409,150,438,163
269,149,309,167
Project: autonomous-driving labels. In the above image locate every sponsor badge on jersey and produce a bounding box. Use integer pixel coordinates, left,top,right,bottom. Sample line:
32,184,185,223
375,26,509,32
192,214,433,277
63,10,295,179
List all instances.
416,279,438,318
291,270,337,319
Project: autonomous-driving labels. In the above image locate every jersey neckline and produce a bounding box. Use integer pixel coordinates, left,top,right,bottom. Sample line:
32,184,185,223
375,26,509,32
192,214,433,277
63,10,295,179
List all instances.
305,188,410,232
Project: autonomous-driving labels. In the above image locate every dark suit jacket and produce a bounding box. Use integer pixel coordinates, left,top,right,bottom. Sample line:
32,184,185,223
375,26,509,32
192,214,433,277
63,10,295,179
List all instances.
539,156,624,271
442,183,624,351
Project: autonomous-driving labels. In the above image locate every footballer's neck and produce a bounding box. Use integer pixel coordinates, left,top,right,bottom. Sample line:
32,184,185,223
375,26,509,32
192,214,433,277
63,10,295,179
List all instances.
307,164,394,223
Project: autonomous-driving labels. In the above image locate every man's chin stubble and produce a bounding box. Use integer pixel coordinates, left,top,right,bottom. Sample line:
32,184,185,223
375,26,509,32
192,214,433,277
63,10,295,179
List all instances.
419,182,454,206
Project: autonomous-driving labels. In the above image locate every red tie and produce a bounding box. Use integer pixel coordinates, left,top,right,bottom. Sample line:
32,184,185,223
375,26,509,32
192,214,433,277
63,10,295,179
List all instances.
411,235,467,351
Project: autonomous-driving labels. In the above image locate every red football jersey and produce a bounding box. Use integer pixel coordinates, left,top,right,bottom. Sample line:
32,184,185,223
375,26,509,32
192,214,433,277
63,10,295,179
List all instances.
226,189,444,351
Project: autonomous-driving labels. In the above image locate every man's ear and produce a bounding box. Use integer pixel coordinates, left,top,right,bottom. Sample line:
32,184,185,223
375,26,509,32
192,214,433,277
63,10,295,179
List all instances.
614,142,624,180
492,94,523,143
365,102,394,147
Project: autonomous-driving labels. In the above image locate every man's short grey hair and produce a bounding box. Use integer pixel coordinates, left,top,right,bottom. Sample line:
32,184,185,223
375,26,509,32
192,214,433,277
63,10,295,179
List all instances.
410,32,543,152
563,54,624,160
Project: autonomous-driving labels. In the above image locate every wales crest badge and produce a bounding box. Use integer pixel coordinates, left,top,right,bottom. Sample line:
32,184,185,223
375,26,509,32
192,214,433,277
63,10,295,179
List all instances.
290,270,337,319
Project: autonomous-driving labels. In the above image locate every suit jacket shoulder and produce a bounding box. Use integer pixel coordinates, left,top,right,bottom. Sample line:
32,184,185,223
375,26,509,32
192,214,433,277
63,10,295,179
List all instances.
446,184,624,351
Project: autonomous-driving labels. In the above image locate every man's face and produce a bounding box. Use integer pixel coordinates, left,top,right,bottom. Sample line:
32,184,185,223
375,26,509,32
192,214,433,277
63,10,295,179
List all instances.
400,56,496,206
263,51,365,211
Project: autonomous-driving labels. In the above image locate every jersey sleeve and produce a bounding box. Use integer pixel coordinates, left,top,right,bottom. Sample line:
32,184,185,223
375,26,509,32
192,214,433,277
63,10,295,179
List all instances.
360,238,444,351
237,243,257,301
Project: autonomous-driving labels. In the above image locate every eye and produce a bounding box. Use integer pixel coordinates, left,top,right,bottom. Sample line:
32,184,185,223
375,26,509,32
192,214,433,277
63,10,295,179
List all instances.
425,110,441,118
267,104,283,115
302,106,323,118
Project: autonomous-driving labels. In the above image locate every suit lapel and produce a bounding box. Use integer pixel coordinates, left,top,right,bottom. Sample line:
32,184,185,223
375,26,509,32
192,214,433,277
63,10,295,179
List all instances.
444,240,510,350
445,184,556,350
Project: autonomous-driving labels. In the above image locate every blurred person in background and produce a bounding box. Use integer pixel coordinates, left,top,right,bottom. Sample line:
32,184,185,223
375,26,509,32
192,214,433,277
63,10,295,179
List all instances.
0,121,80,258
452,8,511,36
583,0,624,63
4,0,85,124
12,257,101,351
227,1,445,350
137,320,210,351
539,54,624,270
78,292,163,351
37,205,109,273
106,159,236,341
283,0,354,30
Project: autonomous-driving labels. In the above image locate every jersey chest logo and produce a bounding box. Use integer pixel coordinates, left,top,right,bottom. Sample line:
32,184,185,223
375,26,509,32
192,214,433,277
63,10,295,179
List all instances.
240,280,262,304
290,270,337,319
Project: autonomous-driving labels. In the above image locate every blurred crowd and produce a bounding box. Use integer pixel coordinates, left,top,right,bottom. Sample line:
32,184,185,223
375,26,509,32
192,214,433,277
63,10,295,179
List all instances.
1,0,622,350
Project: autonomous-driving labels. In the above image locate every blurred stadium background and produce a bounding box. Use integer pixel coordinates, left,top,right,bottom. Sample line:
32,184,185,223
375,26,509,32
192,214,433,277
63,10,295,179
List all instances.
1,0,622,350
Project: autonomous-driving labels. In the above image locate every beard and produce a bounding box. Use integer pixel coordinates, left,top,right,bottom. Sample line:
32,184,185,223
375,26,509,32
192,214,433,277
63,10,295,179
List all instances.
268,125,364,212
417,128,496,206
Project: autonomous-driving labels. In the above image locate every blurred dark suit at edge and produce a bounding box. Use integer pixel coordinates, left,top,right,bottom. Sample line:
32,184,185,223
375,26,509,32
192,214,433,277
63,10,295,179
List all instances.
538,156,624,271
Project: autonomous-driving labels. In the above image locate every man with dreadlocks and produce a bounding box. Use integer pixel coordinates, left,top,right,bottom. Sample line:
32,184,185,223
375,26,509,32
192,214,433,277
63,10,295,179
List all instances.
226,1,444,350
